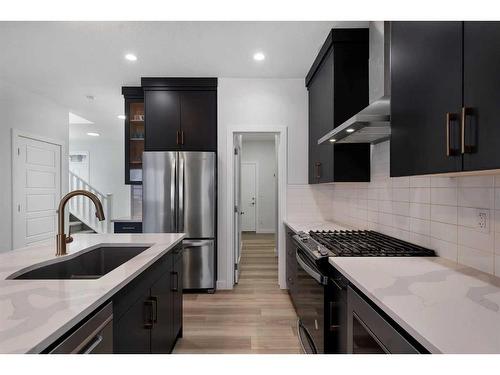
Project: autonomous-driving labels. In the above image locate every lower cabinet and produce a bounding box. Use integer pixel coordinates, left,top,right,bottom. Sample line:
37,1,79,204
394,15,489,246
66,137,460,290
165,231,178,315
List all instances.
113,221,142,233
150,269,174,353
172,255,183,340
113,244,183,354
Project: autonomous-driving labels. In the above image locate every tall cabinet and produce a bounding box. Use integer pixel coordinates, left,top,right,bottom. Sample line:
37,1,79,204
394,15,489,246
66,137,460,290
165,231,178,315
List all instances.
306,28,371,184
122,87,145,185
391,21,500,177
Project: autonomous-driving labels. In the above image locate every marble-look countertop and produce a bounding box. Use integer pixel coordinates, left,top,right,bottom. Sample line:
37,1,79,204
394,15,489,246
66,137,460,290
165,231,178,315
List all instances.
329,256,500,353
111,216,142,223
284,219,351,234
0,233,185,353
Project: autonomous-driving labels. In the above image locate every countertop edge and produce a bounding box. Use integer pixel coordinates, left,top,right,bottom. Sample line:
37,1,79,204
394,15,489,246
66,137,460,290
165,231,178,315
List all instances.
23,234,185,354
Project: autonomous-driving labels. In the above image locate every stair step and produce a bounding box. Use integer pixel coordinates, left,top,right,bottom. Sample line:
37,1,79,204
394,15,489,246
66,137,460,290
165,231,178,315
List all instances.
69,221,82,227
77,230,96,234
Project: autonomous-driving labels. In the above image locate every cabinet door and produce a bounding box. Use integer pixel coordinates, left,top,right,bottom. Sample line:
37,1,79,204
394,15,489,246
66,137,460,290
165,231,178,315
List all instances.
144,90,180,151
390,22,463,176
114,292,152,353
308,50,334,184
172,256,183,340
150,264,174,354
463,22,500,171
180,91,217,151
124,98,144,185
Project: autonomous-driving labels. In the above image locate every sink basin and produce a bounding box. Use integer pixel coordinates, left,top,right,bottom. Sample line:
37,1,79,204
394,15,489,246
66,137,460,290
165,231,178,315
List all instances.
11,246,150,280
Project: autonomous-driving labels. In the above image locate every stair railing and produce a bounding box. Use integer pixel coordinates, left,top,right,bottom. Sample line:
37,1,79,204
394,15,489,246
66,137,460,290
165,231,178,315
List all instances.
68,171,113,233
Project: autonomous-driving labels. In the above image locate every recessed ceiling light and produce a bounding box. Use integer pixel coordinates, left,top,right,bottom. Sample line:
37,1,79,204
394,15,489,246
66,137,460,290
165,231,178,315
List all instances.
117,115,126,120
125,53,137,61
346,128,355,133
87,132,100,137
253,52,265,61
329,139,336,143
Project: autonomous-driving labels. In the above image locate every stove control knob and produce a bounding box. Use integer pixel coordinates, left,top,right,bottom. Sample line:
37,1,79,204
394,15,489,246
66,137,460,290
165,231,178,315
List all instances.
317,246,328,256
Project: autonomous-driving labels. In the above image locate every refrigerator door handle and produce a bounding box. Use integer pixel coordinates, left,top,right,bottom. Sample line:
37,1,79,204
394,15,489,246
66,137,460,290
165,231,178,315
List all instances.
170,156,177,232
178,155,185,233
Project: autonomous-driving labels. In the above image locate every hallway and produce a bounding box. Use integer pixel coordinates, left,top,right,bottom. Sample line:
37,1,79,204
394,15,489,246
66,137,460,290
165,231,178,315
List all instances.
173,232,301,353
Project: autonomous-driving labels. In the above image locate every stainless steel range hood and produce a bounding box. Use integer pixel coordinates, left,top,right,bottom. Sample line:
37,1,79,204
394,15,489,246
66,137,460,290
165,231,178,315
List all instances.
318,22,391,145
317,96,390,144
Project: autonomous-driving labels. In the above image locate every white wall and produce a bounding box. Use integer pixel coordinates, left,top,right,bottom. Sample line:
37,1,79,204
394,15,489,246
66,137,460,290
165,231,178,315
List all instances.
287,141,500,277
69,132,130,220
0,80,69,252
217,78,308,288
241,139,276,233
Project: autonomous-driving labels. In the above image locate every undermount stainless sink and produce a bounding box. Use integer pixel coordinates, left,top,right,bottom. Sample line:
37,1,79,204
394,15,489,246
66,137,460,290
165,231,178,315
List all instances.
11,246,150,280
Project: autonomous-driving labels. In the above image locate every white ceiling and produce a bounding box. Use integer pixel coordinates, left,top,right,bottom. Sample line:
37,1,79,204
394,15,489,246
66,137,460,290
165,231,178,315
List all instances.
0,21,367,139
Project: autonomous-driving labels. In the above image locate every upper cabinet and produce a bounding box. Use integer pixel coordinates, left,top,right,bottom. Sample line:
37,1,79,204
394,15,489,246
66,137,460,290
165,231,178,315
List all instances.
306,28,371,184
462,22,500,172
142,78,217,152
390,21,500,177
122,87,145,185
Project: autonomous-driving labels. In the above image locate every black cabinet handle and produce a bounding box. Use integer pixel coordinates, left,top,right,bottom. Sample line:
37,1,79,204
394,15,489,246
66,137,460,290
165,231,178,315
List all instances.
181,130,185,145
150,296,158,323
144,299,154,329
171,271,179,292
176,130,180,145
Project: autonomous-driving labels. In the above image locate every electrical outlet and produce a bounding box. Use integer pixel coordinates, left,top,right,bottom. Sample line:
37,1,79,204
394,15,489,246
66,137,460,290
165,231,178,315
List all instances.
476,209,489,232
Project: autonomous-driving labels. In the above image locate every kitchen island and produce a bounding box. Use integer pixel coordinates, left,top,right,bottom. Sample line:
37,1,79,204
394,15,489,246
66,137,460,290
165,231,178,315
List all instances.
0,233,185,354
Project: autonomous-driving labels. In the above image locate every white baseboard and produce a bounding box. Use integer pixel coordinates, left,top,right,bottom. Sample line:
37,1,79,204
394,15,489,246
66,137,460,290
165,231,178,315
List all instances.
216,280,232,290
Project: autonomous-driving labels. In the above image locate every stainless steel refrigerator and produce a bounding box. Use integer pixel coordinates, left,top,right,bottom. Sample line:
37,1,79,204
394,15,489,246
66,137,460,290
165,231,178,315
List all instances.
142,151,216,291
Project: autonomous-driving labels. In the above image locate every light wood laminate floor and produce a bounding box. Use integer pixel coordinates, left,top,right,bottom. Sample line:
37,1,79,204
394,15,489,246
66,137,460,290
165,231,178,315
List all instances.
173,232,301,354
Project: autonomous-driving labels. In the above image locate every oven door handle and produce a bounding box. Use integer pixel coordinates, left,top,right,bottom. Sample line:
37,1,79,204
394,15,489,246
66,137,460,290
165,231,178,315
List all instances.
297,319,318,354
296,249,327,285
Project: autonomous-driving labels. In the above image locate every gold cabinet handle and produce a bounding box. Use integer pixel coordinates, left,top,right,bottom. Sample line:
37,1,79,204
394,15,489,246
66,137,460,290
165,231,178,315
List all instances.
461,107,466,154
461,107,473,154
315,162,321,180
445,112,457,156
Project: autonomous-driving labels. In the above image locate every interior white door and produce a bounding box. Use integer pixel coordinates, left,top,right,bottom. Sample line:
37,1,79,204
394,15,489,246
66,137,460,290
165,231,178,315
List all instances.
69,151,89,182
241,162,257,232
13,134,61,249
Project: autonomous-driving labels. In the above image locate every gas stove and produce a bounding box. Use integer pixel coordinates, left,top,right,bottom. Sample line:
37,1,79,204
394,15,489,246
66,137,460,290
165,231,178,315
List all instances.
294,230,436,260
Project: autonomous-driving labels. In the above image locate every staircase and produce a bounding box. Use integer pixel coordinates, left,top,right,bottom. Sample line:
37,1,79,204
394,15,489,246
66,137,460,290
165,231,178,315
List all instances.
69,171,113,233
69,214,96,235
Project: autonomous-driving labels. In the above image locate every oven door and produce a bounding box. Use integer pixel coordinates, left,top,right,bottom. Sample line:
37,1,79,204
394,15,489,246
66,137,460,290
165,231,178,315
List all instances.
347,286,420,354
293,246,327,354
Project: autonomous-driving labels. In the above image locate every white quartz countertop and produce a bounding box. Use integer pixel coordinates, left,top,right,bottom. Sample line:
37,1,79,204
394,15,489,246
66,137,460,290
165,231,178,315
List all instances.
284,219,351,234
111,216,142,222
0,233,185,353
329,256,500,353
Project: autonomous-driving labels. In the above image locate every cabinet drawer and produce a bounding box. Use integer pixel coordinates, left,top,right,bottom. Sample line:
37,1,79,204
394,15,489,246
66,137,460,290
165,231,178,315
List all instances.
114,222,142,233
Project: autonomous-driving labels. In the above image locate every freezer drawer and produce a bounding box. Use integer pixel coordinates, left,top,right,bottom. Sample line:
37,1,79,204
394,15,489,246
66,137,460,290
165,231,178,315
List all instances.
178,152,216,238
183,239,215,290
